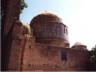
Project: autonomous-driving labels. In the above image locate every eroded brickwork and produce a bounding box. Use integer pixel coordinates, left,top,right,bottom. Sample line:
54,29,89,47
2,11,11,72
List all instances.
2,0,90,71
21,41,89,71
7,13,89,71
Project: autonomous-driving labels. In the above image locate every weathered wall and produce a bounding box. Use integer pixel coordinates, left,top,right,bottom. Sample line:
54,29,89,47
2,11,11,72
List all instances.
31,22,69,47
7,20,24,70
1,0,21,70
2,0,89,71
8,26,89,71
31,22,68,41
3,0,21,36
21,38,89,71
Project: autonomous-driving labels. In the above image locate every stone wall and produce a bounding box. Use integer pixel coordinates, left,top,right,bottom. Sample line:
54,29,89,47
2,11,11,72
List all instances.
1,0,21,70
3,0,21,36
21,38,89,71
5,14,89,71
8,27,89,71
7,20,29,70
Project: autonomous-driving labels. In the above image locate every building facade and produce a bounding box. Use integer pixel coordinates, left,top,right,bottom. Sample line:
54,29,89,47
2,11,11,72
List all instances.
7,13,89,71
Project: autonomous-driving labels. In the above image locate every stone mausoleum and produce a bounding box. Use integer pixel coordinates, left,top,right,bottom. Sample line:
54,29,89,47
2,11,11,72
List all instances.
8,12,89,71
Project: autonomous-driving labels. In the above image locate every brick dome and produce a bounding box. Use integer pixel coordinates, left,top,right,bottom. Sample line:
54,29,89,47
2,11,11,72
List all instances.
71,42,88,50
30,12,69,47
30,12,63,25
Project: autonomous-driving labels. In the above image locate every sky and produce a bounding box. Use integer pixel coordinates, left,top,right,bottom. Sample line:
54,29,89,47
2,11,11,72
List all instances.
20,0,96,50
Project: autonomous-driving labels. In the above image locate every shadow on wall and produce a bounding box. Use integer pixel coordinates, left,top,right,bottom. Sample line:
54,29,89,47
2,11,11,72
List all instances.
87,62,96,71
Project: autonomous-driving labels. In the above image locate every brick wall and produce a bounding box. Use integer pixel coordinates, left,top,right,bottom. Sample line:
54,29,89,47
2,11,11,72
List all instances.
21,38,89,71
8,21,27,70
8,33,89,71
1,0,21,70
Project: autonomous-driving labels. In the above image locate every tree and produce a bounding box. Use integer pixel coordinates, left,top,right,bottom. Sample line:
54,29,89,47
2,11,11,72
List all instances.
20,0,28,13
90,45,96,62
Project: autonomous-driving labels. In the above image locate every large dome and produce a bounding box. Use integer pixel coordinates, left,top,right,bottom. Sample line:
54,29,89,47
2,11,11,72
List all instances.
30,12,69,47
30,12,63,26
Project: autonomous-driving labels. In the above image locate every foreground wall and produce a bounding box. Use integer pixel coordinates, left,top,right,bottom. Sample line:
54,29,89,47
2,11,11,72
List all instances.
21,37,89,71
1,0,21,70
8,28,89,71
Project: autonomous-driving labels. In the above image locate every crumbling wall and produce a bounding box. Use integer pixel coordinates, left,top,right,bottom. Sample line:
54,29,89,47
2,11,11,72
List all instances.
7,20,33,71
64,49,89,71
7,20,23,70
7,23,89,71
1,0,21,70
22,40,89,71
3,0,21,36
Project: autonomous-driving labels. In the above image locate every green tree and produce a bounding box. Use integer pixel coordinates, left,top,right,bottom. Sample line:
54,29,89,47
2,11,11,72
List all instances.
20,0,28,13
90,45,96,62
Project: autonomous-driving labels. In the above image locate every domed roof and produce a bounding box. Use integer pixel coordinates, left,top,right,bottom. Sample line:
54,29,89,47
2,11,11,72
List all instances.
30,12,63,25
71,42,88,50
72,42,86,46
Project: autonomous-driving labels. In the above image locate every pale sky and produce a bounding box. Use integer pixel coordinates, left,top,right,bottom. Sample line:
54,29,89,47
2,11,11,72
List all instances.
20,0,96,50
